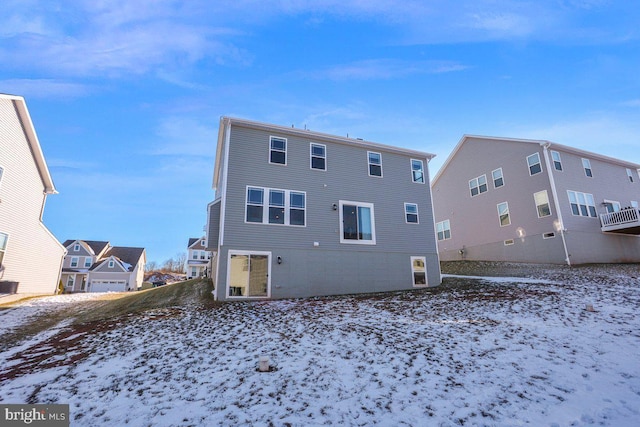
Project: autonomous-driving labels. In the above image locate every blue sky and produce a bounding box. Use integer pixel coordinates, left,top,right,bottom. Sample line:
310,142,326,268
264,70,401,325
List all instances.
2,0,639,265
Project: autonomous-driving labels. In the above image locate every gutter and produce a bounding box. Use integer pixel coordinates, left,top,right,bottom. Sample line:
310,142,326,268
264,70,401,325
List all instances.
542,143,571,266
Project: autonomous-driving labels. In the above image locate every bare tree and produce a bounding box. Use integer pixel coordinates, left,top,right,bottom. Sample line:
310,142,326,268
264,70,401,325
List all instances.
146,260,158,272
175,252,187,273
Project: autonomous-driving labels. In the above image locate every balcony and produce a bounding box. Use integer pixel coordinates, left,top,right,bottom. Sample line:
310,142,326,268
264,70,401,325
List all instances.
600,208,640,235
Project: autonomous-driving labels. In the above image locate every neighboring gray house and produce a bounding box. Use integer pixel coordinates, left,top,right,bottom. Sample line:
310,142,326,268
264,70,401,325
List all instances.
432,135,640,265
61,239,146,292
185,237,212,279
206,116,441,301
0,94,66,296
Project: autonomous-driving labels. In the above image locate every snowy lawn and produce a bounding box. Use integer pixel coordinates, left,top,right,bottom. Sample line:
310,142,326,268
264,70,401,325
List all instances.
0,264,639,426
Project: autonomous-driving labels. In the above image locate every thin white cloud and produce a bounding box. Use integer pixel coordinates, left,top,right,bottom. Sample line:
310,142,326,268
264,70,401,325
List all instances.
152,117,218,157
0,79,91,98
506,113,640,162
621,99,640,108
307,59,468,81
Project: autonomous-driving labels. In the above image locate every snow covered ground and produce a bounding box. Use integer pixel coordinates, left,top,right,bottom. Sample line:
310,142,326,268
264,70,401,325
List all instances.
0,264,639,426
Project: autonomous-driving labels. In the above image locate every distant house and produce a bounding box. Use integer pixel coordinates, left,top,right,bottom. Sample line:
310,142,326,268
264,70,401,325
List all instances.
185,237,212,279
0,94,66,295
60,240,146,292
206,117,441,301
432,135,640,265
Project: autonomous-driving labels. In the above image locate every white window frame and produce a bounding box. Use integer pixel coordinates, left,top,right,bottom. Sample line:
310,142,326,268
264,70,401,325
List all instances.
497,202,511,227
411,159,425,184
534,190,552,218
66,275,75,289
582,158,592,177
527,153,542,176
410,256,428,287
226,250,271,299
567,190,597,218
73,244,80,252
436,220,451,241
0,166,4,189
0,232,8,267
84,257,92,268
108,260,115,268
603,199,621,213
492,168,504,188
404,203,419,224
70,257,79,268
551,151,563,171
543,232,556,239
339,200,376,245
245,186,306,227
310,143,327,171
627,168,634,183
504,239,515,246
367,151,383,177
469,175,488,197
269,136,287,166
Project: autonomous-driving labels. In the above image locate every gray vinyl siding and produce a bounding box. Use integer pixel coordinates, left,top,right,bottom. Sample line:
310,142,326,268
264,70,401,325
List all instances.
433,136,640,264
0,98,65,294
207,200,221,250
433,137,559,262
223,125,436,253
211,121,441,300
551,149,640,233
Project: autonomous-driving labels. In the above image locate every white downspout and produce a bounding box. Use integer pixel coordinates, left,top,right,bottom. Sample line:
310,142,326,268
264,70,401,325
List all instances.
542,143,571,266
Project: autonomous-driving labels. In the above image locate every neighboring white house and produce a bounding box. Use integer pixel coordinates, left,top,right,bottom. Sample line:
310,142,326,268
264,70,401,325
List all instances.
185,237,212,279
0,94,66,296
432,135,640,264
60,240,146,292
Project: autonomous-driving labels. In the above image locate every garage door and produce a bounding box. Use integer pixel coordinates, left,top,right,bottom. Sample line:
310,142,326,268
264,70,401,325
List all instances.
90,280,127,292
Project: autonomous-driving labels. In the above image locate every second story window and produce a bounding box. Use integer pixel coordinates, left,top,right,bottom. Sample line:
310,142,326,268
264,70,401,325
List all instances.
551,151,563,171
627,168,634,183
84,257,92,268
269,137,287,165
436,220,451,241
404,203,419,224
492,168,504,188
582,158,592,177
469,175,488,197
70,257,79,268
368,152,382,177
310,143,326,170
411,159,424,183
534,190,551,218
527,153,542,176
567,190,597,218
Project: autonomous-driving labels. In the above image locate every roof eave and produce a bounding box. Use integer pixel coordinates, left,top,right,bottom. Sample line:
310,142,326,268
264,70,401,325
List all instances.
5,95,58,194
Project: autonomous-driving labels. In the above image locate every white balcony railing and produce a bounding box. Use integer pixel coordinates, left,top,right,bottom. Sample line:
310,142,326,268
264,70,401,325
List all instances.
600,208,640,234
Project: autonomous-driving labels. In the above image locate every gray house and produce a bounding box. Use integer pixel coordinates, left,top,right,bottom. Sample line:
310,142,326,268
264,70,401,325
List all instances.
0,94,66,296
61,240,146,292
432,135,640,265
206,117,441,300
